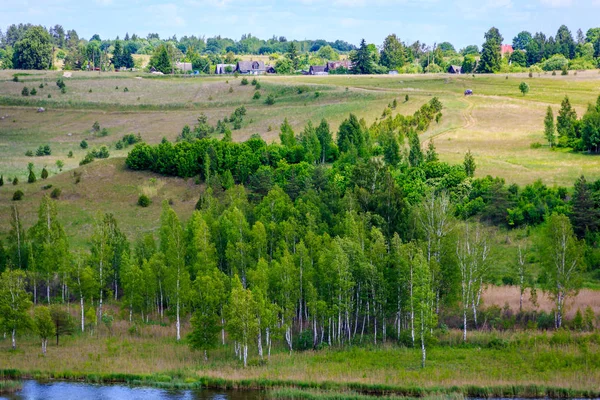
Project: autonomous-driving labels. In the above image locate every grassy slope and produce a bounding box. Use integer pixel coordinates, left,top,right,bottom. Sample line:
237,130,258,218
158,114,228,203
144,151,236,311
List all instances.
2,70,600,186
1,325,599,391
0,158,199,248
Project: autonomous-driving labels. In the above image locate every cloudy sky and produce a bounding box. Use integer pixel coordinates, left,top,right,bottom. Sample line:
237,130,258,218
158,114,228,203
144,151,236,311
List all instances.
1,0,598,48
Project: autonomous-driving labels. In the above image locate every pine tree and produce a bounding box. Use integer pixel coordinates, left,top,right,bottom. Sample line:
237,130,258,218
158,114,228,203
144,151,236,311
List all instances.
478,27,503,73
570,175,599,237
408,131,423,167
350,39,374,74
286,42,300,71
544,106,556,147
425,140,438,162
112,40,123,69
41,167,48,179
463,150,476,177
556,96,577,145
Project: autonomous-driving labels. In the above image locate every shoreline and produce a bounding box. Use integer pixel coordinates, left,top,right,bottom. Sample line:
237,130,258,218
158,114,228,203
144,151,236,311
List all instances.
2,370,600,399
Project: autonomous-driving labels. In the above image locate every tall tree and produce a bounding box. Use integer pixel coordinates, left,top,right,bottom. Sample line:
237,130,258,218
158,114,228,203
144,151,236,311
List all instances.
0,269,32,349
570,176,599,237
160,201,190,341
556,96,577,145
478,27,503,73
12,25,53,70
380,34,405,70
350,39,374,74
226,274,257,367
512,31,532,51
538,214,584,328
149,44,172,74
286,42,300,71
544,106,556,147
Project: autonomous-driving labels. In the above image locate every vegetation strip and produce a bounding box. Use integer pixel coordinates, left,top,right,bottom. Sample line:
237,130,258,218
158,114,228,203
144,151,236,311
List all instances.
1,370,599,398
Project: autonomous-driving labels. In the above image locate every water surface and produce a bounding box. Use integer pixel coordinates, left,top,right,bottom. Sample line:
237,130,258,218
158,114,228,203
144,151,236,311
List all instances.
1,380,264,400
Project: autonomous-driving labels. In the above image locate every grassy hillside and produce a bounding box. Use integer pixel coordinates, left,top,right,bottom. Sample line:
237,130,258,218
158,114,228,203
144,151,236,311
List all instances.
2,70,600,187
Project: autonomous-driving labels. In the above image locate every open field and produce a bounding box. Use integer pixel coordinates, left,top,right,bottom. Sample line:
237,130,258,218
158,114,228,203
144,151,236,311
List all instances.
2,69,600,187
1,319,600,392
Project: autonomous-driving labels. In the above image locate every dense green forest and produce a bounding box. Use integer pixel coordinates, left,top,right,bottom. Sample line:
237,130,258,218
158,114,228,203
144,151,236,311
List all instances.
1,97,599,369
1,22,600,74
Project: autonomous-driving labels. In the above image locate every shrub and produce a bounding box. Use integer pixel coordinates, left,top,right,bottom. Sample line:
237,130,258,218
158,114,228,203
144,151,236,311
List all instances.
228,86,233,93
115,141,124,150
68,150,73,158
21,87,29,96
42,184,52,190
56,78,65,89
12,75,19,82
47,94,51,98
12,177,18,185
28,169,36,183
30,88,37,95
138,194,151,207
314,91,320,98
80,140,88,149
252,91,261,100
255,82,261,90
519,82,529,96
124,87,129,92
79,152,95,166
12,190,24,201
561,65,568,75
530,142,542,149
25,150,34,157
60,86,66,94
542,54,569,72
265,94,275,105
241,77,249,85
405,94,409,102
41,167,48,179
50,188,61,199
56,160,64,171
100,128,109,137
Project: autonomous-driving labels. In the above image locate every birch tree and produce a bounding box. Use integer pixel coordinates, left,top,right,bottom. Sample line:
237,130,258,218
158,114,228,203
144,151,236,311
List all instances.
456,223,490,341
0,269,32,349
69,252,96,332
413,247,435,368
90,214,114,322
34,305,55,355
160,202,190,341
538,214,584,328
226,274,257,367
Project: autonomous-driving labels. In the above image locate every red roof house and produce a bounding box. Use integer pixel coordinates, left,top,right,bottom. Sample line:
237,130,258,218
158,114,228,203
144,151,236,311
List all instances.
500,44,514,56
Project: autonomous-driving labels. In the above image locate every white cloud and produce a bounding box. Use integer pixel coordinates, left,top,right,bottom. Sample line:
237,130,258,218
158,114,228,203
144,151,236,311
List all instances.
145,3,186,28
539,0,573,7
95,0,114,5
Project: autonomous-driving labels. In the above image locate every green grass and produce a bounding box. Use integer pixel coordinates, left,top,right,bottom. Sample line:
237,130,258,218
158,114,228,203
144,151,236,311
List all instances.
2,69,600,187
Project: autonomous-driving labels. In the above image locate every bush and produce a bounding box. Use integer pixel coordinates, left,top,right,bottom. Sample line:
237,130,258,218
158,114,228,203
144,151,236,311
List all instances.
12,190,24,201
240,77,249,85
30,88,37,96
265,94,275,105
542,54,569,72
41,167,48,179
530,142,542,149
137,194,151,207
228,86,233,93
12,177,18,185
255,82,261,90
0,175,3,186
100,128,109,137
50,188,61,199
79,152,95,166
80,140,88,149
25,150,33,157
12,75,19,82
21,87,29,96
56,78,65,89
68,150,73,158
252,91,261,100
124,87,129,92
28,169,36,183
60,86,66,94
115,141,124,150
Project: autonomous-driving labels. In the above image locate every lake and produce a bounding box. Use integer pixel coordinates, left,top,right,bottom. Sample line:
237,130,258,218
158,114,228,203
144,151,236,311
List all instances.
1,380,265,400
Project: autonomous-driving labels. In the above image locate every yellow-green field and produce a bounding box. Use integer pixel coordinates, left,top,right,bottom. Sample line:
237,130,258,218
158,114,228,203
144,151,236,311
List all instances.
2,69,600,187
2,69,600,246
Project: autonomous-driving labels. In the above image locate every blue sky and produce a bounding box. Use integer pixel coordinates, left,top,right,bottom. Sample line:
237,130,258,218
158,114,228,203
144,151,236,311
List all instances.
1,0,598,49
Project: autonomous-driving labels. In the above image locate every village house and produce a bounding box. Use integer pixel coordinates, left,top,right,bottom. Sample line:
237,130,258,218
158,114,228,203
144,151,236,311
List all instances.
309,65,328,75
236,60,266,75
326,60,352,72
176,62,192,72
215,64,236,74
448,65,462,74
501,44,514,57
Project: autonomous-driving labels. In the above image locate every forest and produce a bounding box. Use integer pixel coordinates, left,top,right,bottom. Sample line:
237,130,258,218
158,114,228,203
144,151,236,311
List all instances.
2,96,599,371
1,22,600,75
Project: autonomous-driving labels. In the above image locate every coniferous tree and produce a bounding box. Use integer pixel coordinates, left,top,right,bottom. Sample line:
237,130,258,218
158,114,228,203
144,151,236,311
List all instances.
556,96,577,146
478,27,503,73
408,131,423,167
463,150,476,177
350,39,374,74
570,176,599,237
544,106,556,147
